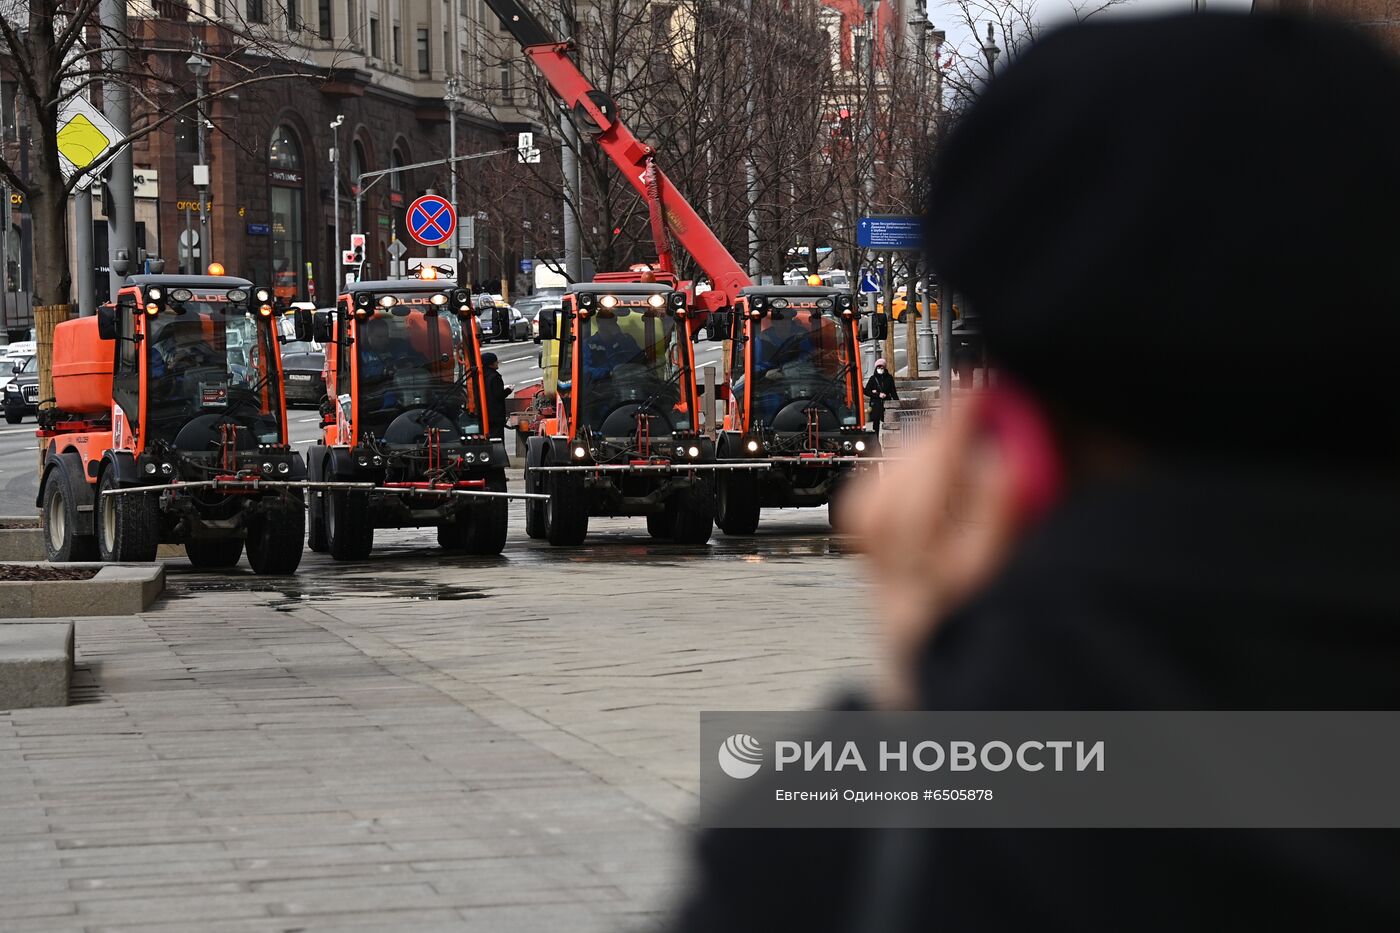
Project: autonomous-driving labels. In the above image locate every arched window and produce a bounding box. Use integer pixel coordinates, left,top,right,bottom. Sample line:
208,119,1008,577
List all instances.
268,125,306,302
349,140,367,193
390,148,406,201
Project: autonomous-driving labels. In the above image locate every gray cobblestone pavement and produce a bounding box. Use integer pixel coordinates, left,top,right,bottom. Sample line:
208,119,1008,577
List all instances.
0,504,874,931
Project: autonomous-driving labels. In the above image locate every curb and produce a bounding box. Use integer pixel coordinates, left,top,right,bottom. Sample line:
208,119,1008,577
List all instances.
0,621,72,709
0,563,165,618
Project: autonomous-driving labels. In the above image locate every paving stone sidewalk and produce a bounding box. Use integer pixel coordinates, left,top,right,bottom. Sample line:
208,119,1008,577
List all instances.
0,510,874,932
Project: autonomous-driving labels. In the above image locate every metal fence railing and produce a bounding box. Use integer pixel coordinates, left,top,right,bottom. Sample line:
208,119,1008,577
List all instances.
894,408,938,447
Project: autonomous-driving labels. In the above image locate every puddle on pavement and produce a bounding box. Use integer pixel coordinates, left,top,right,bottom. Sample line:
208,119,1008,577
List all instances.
166,573,488,612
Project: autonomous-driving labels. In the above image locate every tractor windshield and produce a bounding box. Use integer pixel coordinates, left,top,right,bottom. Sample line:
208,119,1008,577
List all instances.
747,306,858,429
355,304,484,437
576,306,695,436
146,302,284,446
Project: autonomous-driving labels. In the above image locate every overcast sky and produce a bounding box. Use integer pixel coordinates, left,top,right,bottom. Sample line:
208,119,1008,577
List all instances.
926,0,1254,71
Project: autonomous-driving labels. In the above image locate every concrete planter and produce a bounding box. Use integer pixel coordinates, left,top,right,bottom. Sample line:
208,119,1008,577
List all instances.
0,563,165,618
0,516,45,561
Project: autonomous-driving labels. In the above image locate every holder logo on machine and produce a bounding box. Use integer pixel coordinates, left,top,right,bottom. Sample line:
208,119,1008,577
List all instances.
718,733,764,779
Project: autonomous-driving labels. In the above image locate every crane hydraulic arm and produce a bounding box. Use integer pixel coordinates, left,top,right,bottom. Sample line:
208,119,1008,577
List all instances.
486,0,752,314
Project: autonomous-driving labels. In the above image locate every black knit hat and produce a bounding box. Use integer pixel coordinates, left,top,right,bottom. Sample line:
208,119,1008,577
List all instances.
926,13,1400,459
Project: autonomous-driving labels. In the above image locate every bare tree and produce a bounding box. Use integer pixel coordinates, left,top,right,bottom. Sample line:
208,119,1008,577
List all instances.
0,3,343,307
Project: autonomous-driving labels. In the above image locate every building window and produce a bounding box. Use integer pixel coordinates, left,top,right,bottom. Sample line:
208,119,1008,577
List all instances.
390,149,406,198
247,0,264,24
349,140,367,193
499,61,512,102
417,27,429,74
370,16,380,57
287,0,299,29
318,0,330,38
393,24,401,64
268,125,306,302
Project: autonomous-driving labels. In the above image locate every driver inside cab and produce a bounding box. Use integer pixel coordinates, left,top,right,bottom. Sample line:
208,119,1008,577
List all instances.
582,312,643,381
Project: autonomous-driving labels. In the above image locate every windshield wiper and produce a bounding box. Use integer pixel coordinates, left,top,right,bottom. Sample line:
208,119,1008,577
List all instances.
633,364,687,423
420,366,477,422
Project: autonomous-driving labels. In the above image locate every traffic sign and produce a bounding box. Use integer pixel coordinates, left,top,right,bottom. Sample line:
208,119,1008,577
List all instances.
407,194,456,247
55,97,124,186
859,269,881,293
386,239,407,260
457,217,475,250
857,215,923,251
517,132,541,164
520,259,534,273
408,257,457,279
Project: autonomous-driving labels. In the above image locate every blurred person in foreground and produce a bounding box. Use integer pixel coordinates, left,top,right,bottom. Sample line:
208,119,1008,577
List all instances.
671,13,1400,931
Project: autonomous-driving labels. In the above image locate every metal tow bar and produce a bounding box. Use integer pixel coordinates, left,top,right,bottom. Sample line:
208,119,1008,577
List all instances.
100,480,379,496
752,457,903,465
529,463,772,473
370,487,549,501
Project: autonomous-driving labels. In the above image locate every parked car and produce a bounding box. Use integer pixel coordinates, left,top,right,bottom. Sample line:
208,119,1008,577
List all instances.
3,353,39,423
1,340,36,364
280,339,327,407
0,352,32,398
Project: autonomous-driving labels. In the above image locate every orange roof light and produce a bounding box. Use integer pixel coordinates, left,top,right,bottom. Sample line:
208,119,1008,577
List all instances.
207,262,225,276
420,266,438,279
807,274,823,286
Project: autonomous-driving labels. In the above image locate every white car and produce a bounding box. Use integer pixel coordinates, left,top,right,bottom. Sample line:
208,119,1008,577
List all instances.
1,341,36,364
0,353,32,396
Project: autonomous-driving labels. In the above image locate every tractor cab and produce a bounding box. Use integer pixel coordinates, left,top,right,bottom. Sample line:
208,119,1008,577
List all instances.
97,275,298,472
720,285,875,454
540,282,702,461
319,281,486,448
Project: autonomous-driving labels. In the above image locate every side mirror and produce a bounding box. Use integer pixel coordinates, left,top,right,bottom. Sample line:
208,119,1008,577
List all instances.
869,312,889,342
538,308,557,341
293,307,313,342
97,304,118,340
707,311,730,343
10,361,20,374
311,310,334,344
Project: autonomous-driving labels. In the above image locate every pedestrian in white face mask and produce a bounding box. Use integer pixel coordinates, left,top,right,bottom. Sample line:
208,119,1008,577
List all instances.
864,357,899,437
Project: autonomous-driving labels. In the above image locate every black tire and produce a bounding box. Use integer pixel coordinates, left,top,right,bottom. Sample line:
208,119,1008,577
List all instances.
327,488,373,560
716,470,761,536
96,470,159,562
461,470,508,555
246,503,305,575
524,466,547,539
307,490,329,552
670,482,715,545
41,465,98,561
5,410,22,424
437,518,470,551
645,509,671,540
185,536,243,568
545,469,588,546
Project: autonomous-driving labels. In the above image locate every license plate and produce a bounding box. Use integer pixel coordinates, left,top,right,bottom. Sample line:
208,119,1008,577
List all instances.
288,374,312,382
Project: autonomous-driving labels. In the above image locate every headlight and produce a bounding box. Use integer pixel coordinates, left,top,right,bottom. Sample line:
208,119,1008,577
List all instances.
647,293,666,309
745,439,760,453
261,462,274,473
854,440,867,452
599,295,618,309
277,462,290,474
572,445,587,459
843,440,854,451
143,462,157,475
430,293,449,306
687,445,700,458
227,288,248,303
147,287,163,301
378,295,397,308
161,463,174,475
461,452,476,463
254,287,272,303
170,288,193,303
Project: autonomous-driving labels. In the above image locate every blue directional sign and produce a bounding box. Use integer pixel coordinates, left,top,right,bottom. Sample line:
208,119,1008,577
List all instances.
857,215,923,251
859,268,882,293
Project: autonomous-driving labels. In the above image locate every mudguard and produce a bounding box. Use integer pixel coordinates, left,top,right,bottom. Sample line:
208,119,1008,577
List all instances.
326,446,362,479
287,450,309,482
101,450,142,488
547,435,573,463
526,435,548,468
486,439,510,469
36,452,97,535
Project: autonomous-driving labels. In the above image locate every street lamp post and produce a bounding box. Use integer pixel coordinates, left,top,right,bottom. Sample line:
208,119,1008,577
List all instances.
186,45,212,273
908,11,944,375
982,22,1001,79
858,0,880,376
444,77,458,262
330,114,345,286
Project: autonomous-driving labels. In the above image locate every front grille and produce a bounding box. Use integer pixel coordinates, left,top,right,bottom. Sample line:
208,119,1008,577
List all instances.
21,384,38,402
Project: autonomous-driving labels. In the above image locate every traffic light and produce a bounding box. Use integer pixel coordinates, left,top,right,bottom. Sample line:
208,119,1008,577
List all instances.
349,233,366,265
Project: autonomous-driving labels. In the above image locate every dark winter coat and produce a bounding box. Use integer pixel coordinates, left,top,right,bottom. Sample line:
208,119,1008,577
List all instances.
864,370,898,420
484,367,509,439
